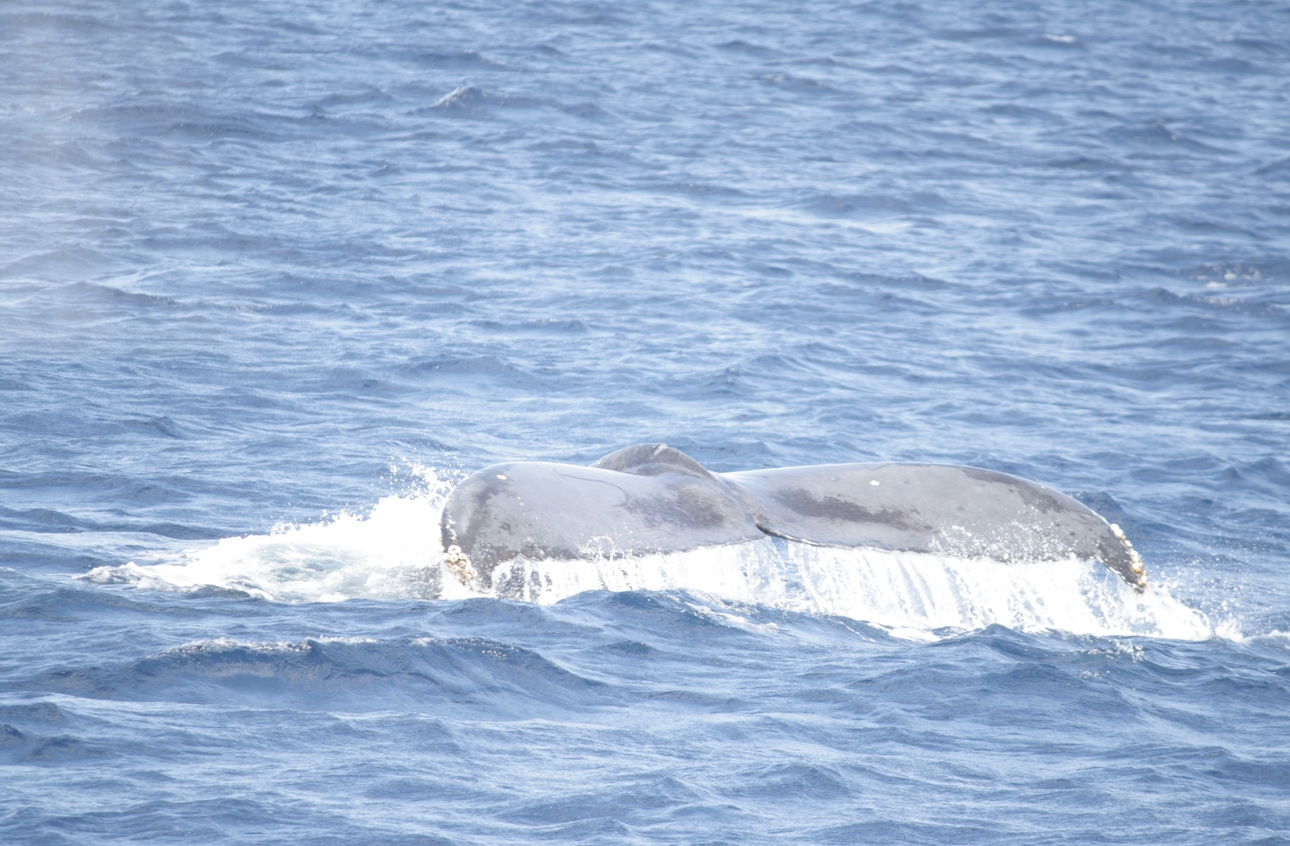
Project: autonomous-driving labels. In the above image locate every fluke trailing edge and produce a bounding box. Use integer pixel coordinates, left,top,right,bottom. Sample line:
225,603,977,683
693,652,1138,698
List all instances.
440,444,1148,593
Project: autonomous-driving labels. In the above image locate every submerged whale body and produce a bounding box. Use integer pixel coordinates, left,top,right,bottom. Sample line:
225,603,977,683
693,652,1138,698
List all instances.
440,444,1148,593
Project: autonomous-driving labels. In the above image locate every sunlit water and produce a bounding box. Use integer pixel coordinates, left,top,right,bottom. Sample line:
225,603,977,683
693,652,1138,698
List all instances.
3,0,1289,843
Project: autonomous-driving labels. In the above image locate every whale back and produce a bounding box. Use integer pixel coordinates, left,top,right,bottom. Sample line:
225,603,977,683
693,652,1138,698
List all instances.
724,463,1146,589
439,451,764,590
440,444,1147,592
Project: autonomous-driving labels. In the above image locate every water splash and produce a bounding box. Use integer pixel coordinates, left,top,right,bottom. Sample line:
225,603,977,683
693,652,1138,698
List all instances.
86,465,469,603
87,473,1216,640
488,540,1213,640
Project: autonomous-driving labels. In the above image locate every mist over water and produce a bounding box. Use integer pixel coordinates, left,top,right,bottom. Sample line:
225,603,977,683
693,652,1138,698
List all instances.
3,0,1289,843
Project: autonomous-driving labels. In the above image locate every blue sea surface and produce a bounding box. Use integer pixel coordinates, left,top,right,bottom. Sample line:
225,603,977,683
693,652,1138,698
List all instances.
3,0,1289,842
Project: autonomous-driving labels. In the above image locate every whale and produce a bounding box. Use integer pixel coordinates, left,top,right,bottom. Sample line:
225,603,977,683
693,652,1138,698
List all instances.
440,443,1148,593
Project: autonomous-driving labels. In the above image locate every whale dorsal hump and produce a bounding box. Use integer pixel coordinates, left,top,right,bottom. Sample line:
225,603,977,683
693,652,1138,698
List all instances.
591,443,717,482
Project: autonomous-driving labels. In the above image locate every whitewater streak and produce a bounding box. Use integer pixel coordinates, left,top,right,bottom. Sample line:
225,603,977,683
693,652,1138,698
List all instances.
86,473,1215,641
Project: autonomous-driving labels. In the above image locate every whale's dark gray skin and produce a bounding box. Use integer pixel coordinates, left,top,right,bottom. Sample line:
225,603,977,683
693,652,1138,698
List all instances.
440,444,1148,593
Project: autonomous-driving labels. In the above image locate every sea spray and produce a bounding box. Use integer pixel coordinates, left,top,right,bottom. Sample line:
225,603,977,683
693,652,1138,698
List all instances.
87,483,1215,640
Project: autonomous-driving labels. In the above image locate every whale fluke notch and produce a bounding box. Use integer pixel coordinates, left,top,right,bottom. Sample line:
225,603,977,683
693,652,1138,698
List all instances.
440,444,1148,593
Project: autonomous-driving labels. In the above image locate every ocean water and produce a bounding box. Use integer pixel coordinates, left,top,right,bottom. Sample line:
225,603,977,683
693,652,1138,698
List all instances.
3,0,1289,842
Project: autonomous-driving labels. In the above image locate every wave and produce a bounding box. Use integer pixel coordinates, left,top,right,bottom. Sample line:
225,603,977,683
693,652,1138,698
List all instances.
84,468,1216,641
17,635,604,711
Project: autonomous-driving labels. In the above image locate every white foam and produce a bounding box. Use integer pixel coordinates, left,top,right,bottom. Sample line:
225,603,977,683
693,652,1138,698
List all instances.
483,540,787,607
782,544,1211,640
481,541,1211,640
87,465,463,603
85,472,1217,640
